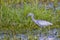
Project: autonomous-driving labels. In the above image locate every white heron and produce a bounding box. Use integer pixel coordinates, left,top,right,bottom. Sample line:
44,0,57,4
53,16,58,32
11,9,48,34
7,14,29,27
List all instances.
27,13,53,28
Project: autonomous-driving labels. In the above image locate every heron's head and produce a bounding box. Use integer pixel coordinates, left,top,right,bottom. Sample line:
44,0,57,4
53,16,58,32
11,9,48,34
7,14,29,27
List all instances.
27,13,34,17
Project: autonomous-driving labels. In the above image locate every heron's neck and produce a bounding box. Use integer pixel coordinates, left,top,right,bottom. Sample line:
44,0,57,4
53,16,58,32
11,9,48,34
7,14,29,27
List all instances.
31,16,36,21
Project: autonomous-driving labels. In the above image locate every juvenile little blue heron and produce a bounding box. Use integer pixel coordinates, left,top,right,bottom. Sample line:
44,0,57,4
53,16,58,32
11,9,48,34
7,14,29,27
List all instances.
27,13,53,28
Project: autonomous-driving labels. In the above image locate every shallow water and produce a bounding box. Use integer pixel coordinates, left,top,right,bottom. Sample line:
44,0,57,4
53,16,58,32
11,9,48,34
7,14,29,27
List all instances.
0,29,60,40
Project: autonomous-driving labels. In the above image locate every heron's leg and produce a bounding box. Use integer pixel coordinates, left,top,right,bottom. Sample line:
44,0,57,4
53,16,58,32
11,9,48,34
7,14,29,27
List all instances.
49,26,51,31
40,26,43,32
47,26,51,37
39,26,43,35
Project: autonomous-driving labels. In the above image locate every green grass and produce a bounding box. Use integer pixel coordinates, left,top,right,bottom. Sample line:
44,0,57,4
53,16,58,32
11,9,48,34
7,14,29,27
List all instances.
1,3,60,32
0,0,60,40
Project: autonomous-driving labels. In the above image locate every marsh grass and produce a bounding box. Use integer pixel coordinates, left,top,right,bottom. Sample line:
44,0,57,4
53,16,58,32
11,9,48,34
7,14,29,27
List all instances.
0,0,60,40
1,0,60,33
